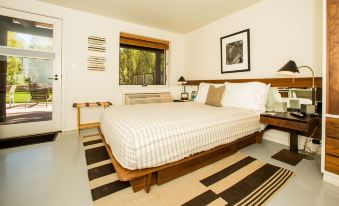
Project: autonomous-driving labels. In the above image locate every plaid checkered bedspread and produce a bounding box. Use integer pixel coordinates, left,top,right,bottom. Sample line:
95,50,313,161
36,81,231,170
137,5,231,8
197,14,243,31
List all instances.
100,102,260,170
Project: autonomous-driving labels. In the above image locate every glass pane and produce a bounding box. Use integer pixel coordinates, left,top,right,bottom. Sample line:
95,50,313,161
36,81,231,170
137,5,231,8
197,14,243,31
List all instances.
0,15,53,51
0,55,53,125
119,45,166,85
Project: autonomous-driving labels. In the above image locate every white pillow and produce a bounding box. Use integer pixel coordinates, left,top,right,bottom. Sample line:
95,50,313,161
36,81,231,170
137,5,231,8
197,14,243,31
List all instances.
194,82,225,103
262,84,271,112
221,82,268,112
265,87,279,111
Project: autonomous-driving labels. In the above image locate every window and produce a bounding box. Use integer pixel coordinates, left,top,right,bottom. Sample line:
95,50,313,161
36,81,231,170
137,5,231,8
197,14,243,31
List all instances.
119,32,169,85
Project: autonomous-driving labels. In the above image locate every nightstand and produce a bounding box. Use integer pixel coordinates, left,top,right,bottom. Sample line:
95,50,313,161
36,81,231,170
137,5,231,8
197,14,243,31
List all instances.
173,99,191,102
260,112,319,165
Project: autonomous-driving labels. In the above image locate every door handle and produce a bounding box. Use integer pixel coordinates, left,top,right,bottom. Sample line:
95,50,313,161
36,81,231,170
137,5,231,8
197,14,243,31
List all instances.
48,74,58,80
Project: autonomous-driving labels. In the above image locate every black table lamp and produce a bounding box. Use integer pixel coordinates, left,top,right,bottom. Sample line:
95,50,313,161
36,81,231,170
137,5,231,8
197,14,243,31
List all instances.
177,76,188,100
277,60,316,105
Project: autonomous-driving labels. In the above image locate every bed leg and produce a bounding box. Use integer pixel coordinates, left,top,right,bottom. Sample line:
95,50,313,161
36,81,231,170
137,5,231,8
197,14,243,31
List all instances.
256,132,263,144
144,174,152,193
130,173,154,193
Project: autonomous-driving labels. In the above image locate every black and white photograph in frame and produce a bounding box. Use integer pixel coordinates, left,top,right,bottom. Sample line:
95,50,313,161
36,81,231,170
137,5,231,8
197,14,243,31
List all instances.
220,29,250,73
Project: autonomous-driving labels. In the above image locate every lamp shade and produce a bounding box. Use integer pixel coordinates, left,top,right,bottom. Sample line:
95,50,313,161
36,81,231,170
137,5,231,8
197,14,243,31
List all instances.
177,76,186,83
277,60,300,75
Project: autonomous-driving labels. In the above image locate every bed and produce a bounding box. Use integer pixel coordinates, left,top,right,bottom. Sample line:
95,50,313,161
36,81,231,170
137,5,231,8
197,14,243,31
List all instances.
101,102,261,170
99,77,321,193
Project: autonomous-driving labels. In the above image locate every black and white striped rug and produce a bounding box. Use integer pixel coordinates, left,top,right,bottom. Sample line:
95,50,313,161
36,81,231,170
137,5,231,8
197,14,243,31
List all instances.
83,134,294,206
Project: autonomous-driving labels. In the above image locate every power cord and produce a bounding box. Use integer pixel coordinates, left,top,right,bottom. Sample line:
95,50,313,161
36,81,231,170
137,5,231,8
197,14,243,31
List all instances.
300,126,321,160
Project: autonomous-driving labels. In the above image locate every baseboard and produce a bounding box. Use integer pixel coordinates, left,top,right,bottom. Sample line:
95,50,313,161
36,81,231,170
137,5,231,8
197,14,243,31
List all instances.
323,172,339,187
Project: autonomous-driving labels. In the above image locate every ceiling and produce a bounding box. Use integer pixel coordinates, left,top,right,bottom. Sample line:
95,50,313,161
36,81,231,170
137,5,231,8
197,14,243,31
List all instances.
39,0,263,34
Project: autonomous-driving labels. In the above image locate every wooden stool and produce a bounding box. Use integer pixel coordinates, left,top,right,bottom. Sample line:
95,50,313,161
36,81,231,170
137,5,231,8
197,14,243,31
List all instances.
72,102,112,135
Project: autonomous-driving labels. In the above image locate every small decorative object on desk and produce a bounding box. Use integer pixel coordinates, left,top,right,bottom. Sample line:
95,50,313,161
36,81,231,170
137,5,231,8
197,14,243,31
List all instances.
300,104,316,114
289,99,300,110
265,88,278,111
191,91,197,101
274,102,287,112
181,93,189,100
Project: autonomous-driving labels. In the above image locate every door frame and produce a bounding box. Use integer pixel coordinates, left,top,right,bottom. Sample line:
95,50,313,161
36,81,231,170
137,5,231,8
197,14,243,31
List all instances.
0,7,63,139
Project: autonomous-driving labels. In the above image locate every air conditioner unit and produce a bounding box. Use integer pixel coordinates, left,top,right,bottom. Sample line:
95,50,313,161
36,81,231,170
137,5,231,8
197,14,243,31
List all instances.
125,92,173,105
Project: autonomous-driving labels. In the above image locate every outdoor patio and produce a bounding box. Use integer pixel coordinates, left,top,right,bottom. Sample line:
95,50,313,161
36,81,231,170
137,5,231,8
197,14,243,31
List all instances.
1,103,52,125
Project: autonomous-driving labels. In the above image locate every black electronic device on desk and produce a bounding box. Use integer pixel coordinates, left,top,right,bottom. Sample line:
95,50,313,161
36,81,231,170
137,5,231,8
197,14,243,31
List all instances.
290,112,305,118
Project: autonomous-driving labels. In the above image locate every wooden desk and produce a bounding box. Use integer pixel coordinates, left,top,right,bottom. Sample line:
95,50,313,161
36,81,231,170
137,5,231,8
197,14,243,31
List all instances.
173,99,192,102
260,112,319,165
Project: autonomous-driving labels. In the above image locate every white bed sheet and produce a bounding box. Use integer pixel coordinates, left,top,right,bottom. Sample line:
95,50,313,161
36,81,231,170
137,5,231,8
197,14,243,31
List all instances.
100,102,261,170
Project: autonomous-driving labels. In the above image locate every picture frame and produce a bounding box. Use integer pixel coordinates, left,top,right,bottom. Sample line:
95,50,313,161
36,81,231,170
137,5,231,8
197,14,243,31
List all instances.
220,29,250,73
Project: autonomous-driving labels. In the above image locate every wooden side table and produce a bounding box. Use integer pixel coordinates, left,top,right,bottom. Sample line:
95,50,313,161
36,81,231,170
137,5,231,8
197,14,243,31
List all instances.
173,99,192,102
260,112,319,165
73,102,112,135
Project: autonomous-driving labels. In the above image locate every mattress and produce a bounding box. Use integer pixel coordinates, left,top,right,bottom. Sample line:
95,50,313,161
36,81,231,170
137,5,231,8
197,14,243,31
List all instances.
100,102,261,170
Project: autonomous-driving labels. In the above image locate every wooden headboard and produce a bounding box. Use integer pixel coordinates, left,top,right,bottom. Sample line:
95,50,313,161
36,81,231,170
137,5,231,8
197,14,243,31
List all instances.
185,77,322,88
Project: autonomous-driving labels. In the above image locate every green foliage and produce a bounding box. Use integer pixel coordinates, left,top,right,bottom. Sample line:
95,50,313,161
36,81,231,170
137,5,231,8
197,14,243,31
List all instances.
6,32,53,86
7,31,22,48
6,91,29,103
120,47,160,85
6,91,53,103
7,56,23,85
6,32,24,85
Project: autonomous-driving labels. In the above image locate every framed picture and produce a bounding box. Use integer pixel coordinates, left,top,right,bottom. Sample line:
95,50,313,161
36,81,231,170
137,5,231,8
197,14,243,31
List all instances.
220,29,250,73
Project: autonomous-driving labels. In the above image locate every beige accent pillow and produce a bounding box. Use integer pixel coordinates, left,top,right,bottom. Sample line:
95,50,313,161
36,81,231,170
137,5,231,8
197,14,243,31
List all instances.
205,85,225,107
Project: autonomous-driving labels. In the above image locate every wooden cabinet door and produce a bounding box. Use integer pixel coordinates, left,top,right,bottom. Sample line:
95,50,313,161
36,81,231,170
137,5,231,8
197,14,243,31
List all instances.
327,0,339,176
328,0,339,115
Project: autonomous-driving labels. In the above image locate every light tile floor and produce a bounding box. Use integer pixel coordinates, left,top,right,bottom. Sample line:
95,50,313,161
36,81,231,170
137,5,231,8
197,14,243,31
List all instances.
0,129,338,206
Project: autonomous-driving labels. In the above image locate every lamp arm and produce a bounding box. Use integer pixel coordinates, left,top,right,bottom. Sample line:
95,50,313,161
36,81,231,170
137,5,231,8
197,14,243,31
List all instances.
298,66,315,88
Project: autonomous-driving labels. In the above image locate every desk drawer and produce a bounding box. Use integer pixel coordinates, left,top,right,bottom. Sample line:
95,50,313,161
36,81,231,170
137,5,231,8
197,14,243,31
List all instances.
326,137,339,157
326,118,339,140
325,154,339,175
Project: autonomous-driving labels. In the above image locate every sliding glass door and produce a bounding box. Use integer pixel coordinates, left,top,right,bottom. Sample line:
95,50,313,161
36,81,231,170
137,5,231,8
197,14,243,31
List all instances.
0,7,62,138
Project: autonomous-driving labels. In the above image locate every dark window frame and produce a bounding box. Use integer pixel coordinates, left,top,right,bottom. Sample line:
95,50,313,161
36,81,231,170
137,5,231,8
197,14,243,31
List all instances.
119,43,167,86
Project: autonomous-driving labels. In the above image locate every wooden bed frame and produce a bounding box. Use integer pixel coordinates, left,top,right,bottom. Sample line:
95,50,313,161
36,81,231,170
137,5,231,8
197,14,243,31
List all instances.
99,128,263,193
99,77,322,193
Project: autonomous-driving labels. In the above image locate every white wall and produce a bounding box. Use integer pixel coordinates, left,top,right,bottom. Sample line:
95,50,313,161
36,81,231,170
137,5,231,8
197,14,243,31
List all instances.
183,0,323,149
0,0,184,131
0,0,323,136
184,0,322,80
